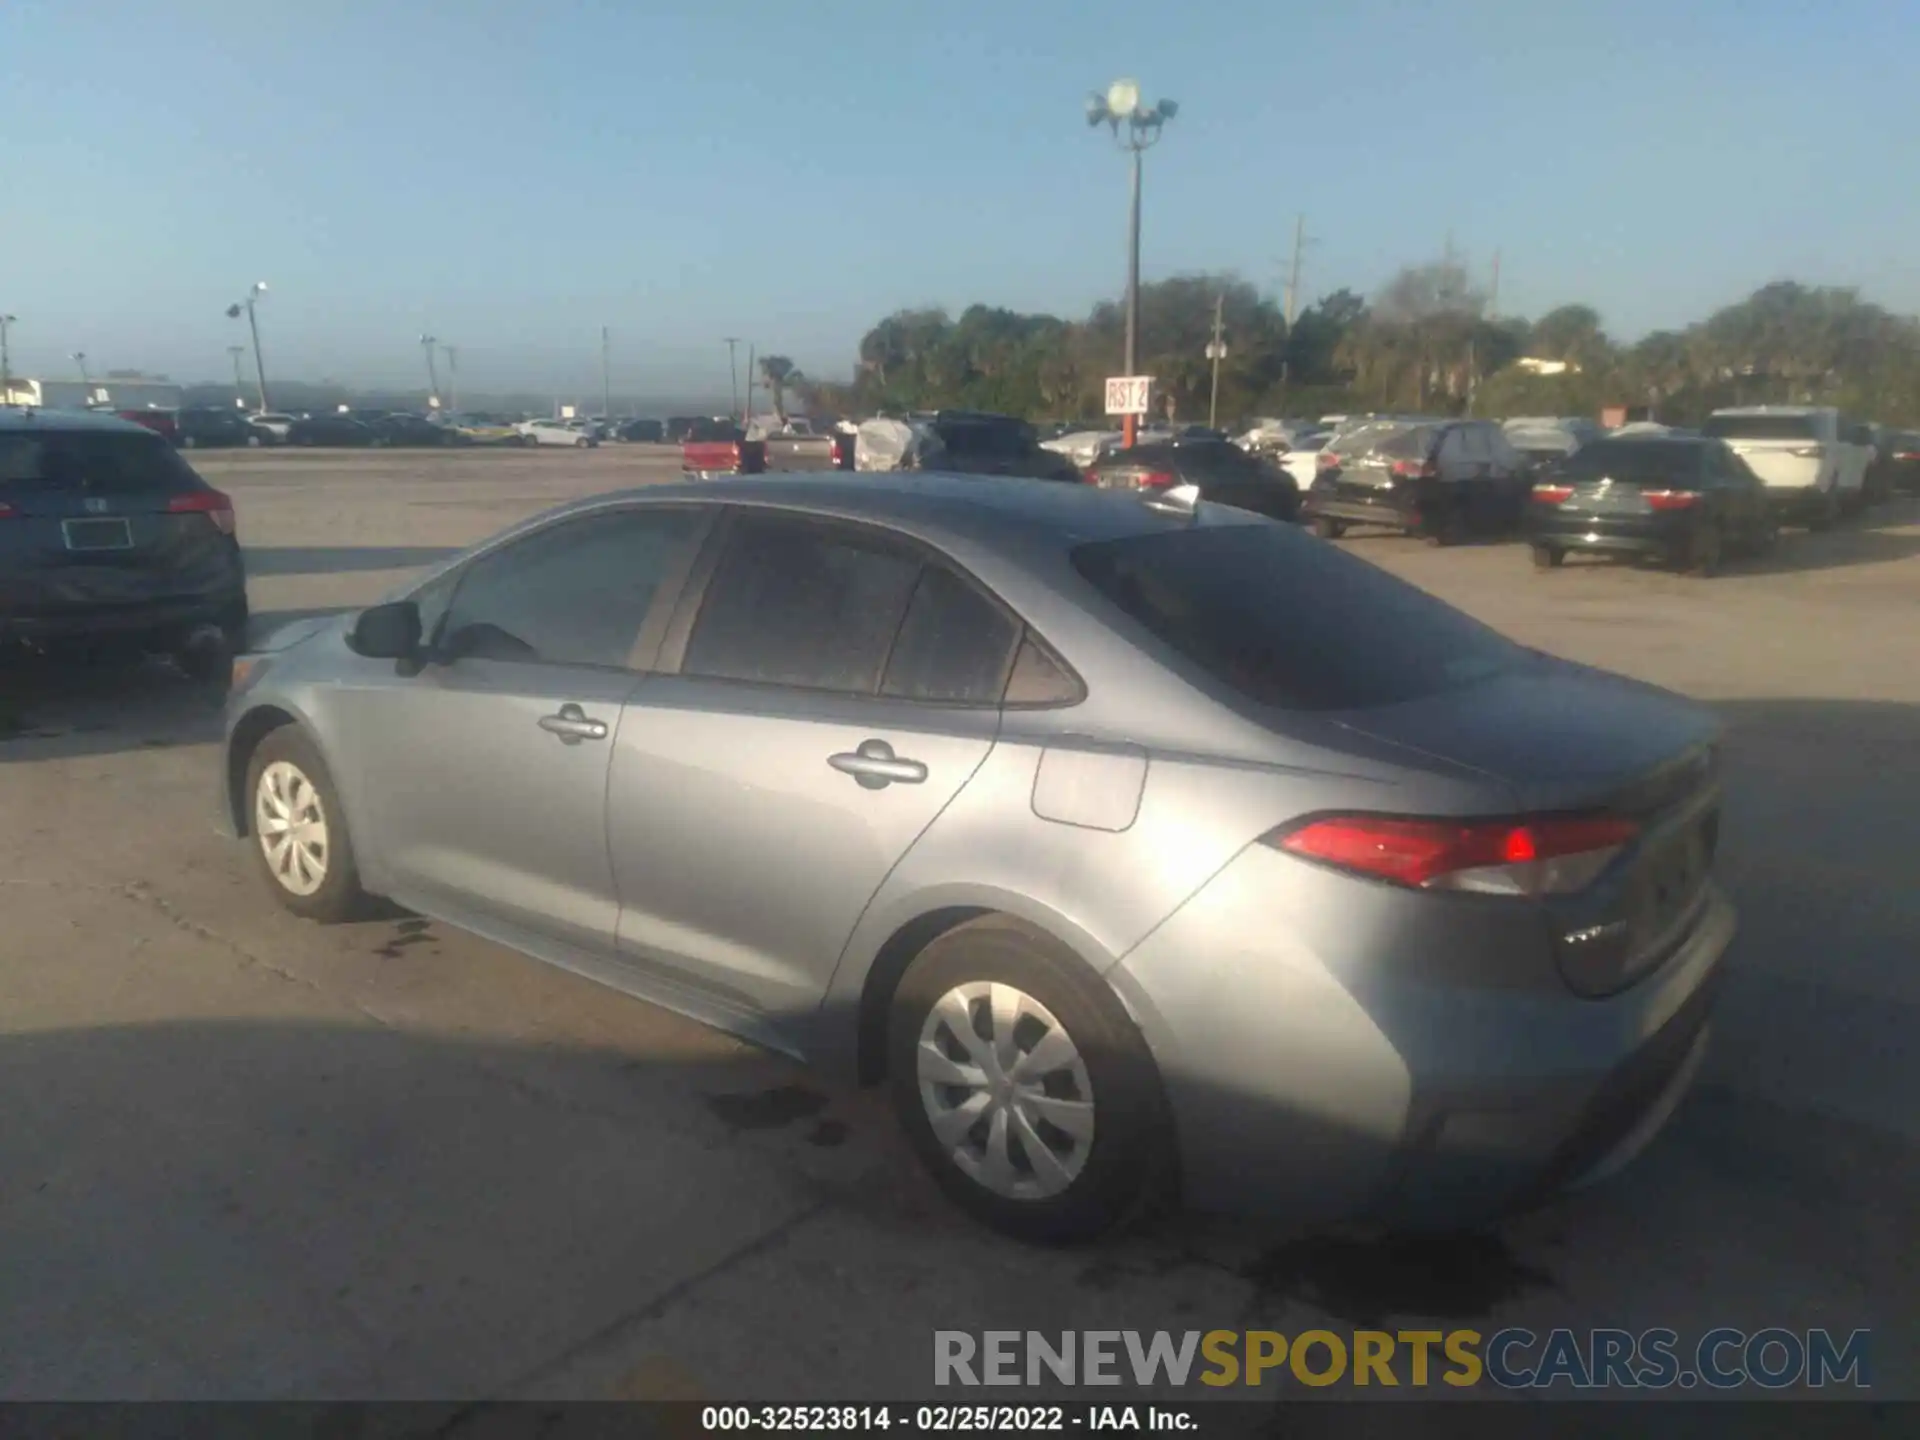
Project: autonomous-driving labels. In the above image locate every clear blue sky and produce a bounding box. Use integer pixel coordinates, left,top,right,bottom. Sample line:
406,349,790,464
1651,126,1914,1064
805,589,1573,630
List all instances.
4,0,1917,399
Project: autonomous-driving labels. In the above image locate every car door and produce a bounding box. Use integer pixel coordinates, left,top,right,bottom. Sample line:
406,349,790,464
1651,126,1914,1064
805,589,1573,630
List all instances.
605,510,1014,1022
348,504,713,957
1709,443,1767,541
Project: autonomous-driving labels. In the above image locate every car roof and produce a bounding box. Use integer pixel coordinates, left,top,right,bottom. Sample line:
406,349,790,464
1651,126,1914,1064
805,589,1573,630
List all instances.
538,471,1261,551
0,406,163,436
1710,405,1829,417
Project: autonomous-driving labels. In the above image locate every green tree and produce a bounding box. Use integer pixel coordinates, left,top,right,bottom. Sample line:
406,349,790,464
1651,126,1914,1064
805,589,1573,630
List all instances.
758,355,801,418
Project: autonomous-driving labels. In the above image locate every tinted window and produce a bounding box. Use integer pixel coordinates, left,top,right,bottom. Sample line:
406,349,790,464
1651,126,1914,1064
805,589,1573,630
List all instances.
1702,413,1822,441
880,566,1020,704
1558,440,1705,486
438,507,702,667
1377,426,1439,460
0,430,200,497
1003,634,1083,706
938,421,1033,456
1072,523,1523,711
685,418,744,443
684,516,921,693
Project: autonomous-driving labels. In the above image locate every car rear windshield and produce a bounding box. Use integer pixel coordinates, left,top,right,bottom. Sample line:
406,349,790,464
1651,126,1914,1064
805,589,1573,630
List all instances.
1071,523,1524,711
1702,414,1820,442
0,430,200,496
685,419,745,443
1556,439,1703,485
938,421,1033,456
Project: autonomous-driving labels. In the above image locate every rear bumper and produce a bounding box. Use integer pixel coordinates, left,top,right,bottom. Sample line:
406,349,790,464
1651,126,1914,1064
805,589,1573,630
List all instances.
0,588,247,644
1525,510,1697,556
1106,842,1736,1228
1303,488,1418,528
1761,483,1833,519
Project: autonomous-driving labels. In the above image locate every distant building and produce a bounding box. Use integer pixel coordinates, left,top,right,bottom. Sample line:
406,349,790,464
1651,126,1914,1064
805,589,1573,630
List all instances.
0,376,183,411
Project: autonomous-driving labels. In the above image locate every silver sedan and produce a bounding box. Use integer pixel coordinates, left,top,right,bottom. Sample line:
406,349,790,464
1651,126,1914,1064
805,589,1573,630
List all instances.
220,474,1734,1242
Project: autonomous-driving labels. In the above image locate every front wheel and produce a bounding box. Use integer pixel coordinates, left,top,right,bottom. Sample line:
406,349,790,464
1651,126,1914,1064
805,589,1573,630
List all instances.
244,727,367,923
887,916,1171,1244
180,435,198,449
574,437,590,448
1531,543,1564,571
1312,515,1345,540
1683,523,1723,577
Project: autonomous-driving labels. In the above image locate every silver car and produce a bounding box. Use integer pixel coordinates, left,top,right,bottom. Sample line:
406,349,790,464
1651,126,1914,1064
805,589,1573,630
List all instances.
220,474,1734,1242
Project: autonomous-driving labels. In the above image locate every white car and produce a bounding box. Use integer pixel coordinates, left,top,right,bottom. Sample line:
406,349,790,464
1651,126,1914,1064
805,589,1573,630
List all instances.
249,412,296,442
1277,430,1332,490
1700,406,1871,527
1041,428,1124,467
516,418,599,448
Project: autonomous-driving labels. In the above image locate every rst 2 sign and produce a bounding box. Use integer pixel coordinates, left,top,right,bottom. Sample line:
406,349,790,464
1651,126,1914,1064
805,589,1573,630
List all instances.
1104,376,1154,416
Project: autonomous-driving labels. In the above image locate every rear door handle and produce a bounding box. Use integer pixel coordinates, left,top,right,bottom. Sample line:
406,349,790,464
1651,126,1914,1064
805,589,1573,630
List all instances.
828,738,927,789
537,703,609,744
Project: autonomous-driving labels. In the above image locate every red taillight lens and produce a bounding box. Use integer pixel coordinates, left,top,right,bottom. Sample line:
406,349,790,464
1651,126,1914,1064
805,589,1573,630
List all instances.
1317,451,1340,468
1136,471,1178,489
1895,451,1920,462
1082,469,1101,484
0,502,16,518
168,489,237,535
1642,490,1700,511
1270,812,1639,896
1531,484,1574,504
1390,458,1438,479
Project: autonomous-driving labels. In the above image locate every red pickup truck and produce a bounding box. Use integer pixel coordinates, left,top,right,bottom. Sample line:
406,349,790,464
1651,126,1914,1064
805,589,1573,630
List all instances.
681,418,852,477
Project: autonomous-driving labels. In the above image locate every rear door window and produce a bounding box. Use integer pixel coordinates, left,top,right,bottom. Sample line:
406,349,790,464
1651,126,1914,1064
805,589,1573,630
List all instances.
1702,414,1822,442
880,565,1021,705
682,514,922,694
1071,522,1523,711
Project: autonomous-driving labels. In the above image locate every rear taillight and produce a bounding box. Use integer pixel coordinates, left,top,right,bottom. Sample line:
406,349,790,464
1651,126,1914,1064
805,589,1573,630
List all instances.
1642,490,1699,511
1895,451,1920,462
1270,812,1639,896
1317,451,1340,469
1136,471,1178,489
1531,484,1573,504
1082,469,1101,484
1789,445,1825,459
168,489,237,535
0,502,16,518
1390,458,1438,480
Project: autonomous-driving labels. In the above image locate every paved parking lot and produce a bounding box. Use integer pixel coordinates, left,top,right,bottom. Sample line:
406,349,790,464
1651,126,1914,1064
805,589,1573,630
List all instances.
2,447,1916,1401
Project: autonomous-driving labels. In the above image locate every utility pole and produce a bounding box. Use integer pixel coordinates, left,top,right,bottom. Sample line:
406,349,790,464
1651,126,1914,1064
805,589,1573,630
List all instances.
419,334,442,408
227,345,247,401
1283,213,1310,329
441,345,458,411
722,337,742,420
73,351,91,389
601,326,612,421
1205,292,1227,430
744,344,756,426
0,314,16,396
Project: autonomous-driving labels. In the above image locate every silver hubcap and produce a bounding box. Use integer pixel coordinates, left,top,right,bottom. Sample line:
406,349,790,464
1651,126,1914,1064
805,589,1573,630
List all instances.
916,981,1095,1200
255,760,329,896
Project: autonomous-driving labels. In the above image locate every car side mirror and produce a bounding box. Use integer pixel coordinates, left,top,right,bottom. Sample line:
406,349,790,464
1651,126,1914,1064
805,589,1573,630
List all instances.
347,600,422,668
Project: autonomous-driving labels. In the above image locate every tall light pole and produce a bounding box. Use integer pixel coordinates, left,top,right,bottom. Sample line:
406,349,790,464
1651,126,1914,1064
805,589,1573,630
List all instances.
722,337,742,421
0,314,15,395
440,344,458,411
225,283,270,411
601,325,612,421
227,344,247,403
72,351,92,394
419,334,442,408
1086,79,1177,447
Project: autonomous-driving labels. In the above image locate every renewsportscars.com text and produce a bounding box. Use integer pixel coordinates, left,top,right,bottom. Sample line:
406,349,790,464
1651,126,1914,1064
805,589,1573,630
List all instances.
934,1328,1870,1390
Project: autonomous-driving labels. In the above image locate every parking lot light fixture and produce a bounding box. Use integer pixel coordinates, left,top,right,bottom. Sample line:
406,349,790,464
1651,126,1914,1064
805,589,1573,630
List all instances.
226,283,271,411
1086,78,1177,447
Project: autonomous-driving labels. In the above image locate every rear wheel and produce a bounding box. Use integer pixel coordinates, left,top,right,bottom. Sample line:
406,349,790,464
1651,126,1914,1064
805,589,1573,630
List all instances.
887,917,1171,1244
180,434,198,450
1805,494,1836,531
1531,543,1564,571
574,436,590,448
1312,515,1346,540
244,727,367,923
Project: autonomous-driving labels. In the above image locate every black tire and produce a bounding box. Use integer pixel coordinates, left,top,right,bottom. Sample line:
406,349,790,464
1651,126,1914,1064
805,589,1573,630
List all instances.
1750,513,1781,555
1312,515,1345,540
242,726,368,923
886,916,1172,1245
1531,543,1564,570
247,433,263,448
180,434,198,450
1805,495,1835,531
574,436,589,448
1424,505,1468,547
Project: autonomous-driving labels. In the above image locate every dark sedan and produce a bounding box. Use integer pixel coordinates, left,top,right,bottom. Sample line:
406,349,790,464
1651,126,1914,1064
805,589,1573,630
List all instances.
1525,436,1778,576
369,414,457,448
1083,437,1300,522
285,414,376,448
1885,431,1920,495
175,406,258,449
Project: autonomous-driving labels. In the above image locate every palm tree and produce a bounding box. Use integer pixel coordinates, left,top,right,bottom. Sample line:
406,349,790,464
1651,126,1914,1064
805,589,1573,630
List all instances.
758,355,801,419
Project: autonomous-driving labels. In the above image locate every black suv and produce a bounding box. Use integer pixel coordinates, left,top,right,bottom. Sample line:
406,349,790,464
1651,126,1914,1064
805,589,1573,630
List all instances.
0,409,246,677
174,406,258,449
912,410,1083,483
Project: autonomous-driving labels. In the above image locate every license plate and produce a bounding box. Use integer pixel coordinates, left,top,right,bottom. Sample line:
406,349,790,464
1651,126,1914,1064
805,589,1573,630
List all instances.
62,517,134,551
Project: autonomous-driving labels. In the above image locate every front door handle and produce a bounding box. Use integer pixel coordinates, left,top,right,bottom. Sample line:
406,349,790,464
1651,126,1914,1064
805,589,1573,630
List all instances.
537,703,609,744
828,738,927,790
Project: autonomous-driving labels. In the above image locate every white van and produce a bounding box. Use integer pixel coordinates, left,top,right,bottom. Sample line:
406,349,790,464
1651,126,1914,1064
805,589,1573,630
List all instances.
1701,406,1872,528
